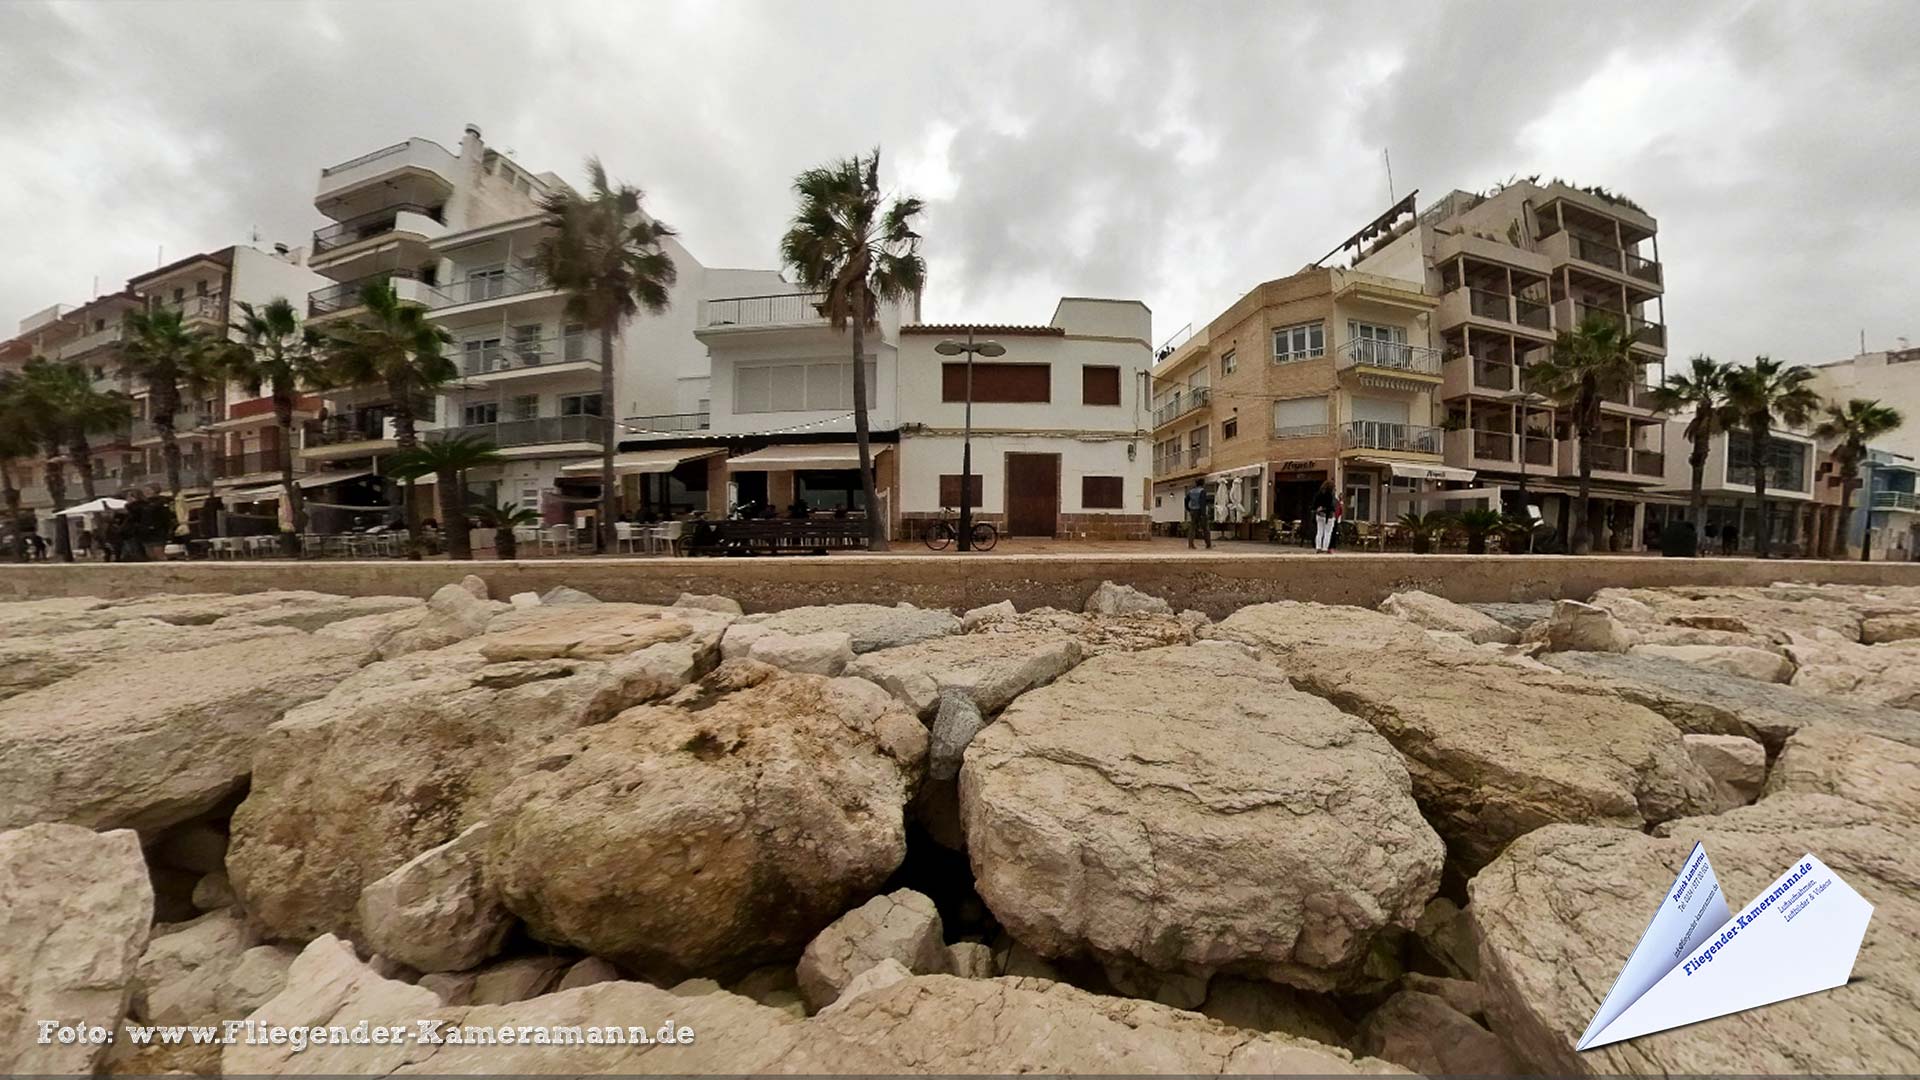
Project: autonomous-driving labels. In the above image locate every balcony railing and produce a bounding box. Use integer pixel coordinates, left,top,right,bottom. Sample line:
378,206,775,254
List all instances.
1153,387,1211,427
1569,234,1624,271
61,323,125,357
1631,317,1666,350
313,203,445,255
1341,421,1442,453
432,267,555,309
1471,430,1515,461
701,292,828,328
1585,444,1629,472
308,269,421,316
459,336,594,377
1152,448,1210,476
214,450,306,479
130,413,218,440
1872,491,1919,511
162,293,226,324
1468,289,1512,321
1337,339,1443,376
1271,423,1329,439
1515,297,1552,330
624,412,711,433
1632,450,1665,477
302,415,392,446
1472,357,1515,392
1523,435,1554,466
426,415,610,449
1624,252,1662,286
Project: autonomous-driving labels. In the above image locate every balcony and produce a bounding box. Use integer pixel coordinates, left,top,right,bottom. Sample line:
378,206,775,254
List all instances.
1523,435,1555,467
458,336,596,379
432,268,558,310
1624,252,1662,286
1515,297,1552,331
426,415,610,449
1336,339,1443,378
1469,288,1512,321
1270,423,1330,440
1632,450,1665,477
312,203,447,257
624,412,711,434
1341,421,1442,454
302,414,394,449
1630,316,1667,352
1553,299,1630,334
317,139,457,205
131,412,219,441
700,292,828,329
59,323,124,358
307,270,436,317
1153,387,1211,428
1872,491,1919,512
1152,448,1210,477
1585,443,1629,473
213,450,307,479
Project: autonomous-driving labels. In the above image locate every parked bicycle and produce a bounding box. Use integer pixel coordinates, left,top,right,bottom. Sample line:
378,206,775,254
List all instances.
923,506,998,551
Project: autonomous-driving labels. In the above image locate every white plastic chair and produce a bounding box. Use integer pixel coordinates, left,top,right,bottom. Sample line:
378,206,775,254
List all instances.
542,524,574,555
615,521,639,554
657,520,685,556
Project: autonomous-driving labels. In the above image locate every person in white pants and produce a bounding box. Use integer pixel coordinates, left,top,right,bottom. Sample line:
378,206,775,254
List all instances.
1311,480,1338,552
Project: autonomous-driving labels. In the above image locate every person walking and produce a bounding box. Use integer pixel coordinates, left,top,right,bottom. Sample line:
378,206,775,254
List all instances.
1719,520,1739,556
1185,480,1212,549
1311,479,1338,553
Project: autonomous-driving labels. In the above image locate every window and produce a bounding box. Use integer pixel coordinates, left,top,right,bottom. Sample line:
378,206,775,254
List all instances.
467,265,507,301
463,403,498,426
1349,321,1410,367
1221,417,1239,441
1082,475,1125,509
944,362,1049,403
463,337,502,374
196,279,209,296
510,395,538,421
1271,396,1327,436
938,474,984,508
1344,477,1373,522
93,318,105,332
563,324,587,361
560,393,602,417
735,361,876,413
1081,365,1121,406
1273,321,1325,363
1221,349,1237,375
172,287,185,303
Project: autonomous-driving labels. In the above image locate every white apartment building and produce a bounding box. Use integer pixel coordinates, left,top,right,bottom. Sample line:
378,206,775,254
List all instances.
1652,421,1821,553
1808,345,1920,459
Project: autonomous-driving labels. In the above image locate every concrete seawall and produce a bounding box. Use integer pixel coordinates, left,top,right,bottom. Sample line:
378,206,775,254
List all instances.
5,554,1920,617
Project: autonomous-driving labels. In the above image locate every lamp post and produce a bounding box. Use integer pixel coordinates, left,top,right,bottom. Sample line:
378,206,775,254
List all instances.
935,331,1005,550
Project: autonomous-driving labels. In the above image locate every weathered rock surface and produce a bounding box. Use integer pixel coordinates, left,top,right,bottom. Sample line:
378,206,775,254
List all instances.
0,634,368,832
222,936,441,1075
1355,989,1522,1076
1632,642,1795,683
844,630,1082,717
960,599,1016,630
476,602,729,663
1083,579,1173,616
674,591,744,616
1763,723,1920,817
797,889,948,1010
209,593,422,632
970,605,1199,654
1470,795,1920,1074
192,869,236,911
1592,584,1869,642
815,957,913,1015
1683,733,1768,811
0,618,303,700
1782,629,1920,709
1412,897,1479,979
1468,601,1555,632
1541,648,1920,751
555,956,622,991
230,649,695,943
1212,602,1716,868
0,823,153,1076
1198,976,1353,1047
927,691,988,781
962,645,1444,991
748,629,855,674
357,821,512,973
484,667,927,980
1860,610,1920,644
539,585,601,605
946,941,995,978
743,602,960,653
1541,599,1636,652
1380,589,1518,644
470,956,568,1005
129,909,250,1022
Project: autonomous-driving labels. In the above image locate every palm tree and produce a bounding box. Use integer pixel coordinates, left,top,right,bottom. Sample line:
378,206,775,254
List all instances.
24,358,132,502
1725,356,1821,558
0,371,41,560
1648,354,1737,537
536,158,678,554
16,358,79,560
227,298,329,543
779,149,926,551
1397,510,1449,554
320,281,455,558
1454,507,1503,555
472,501,542,560
385,435,502,560
1526,314,1640,553
1814,398,1903,559
118,307,222,499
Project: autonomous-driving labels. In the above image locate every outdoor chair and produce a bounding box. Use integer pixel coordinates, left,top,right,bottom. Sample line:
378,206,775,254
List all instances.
615,522,642,554
541,525,574,556
657,520,685,556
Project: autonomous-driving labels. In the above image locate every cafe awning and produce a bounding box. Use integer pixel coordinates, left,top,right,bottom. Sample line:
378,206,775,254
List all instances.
726,444,891,471
559,447,725,476
1353,458,1477,483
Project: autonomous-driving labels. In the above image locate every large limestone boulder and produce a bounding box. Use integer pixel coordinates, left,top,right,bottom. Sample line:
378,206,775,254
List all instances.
1470,795,1920,1074
797,889,949,1010
0,823,153,1076
484,666,927,980
362,583,506,658
748,629,856,675
844,630,1083,717
1354,990,1522,1076
1631,642,1795,683
742,602,960,653
1083,579,1173,615
129,909,251,1022
1682,733,1768,811
1198,976,1354,1046
1540,648,1920,752
1782,628,1920,709
1591,584,1869,642
229,648,697,943
1211,602,1717,869
208,593,422,632
357,821,512,973
1859,610,1920,643
0,634,369,832
675,591,744,616
1379,589,1518,644
476,602,731,662
961,645,1444,991
0,618,303,700
970,605,1199,654
222,936,443,1075
1541,599,1636,652
1763,723,1920,817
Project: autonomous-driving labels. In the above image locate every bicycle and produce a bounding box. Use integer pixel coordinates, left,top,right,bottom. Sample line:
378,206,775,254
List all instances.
923,506,998,551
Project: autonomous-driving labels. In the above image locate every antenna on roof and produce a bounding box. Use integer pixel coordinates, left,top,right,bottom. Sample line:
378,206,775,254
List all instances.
156,245,164,267
1384,148,1395,203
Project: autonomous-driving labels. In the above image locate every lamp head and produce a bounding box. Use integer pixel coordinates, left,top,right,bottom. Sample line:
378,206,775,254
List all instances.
935,340,965,356
977,341,1007,357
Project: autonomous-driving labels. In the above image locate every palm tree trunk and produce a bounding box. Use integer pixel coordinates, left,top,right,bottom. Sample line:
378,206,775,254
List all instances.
43,455,72,562
70,437,98,501
1835,464,1859,560
437,465,471,559
274,394,305,551
1572,394,1595,554
1751,423,1772,558
597,321,617,554
391,386,421,560
849,284,886,551
152,376,184,498
1687,415,1710,540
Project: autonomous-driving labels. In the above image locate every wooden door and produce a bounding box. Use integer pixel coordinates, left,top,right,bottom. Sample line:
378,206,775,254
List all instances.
1005,453,1059,537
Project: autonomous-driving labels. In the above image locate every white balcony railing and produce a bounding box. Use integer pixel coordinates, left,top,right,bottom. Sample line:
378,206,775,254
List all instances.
701,292,828,329
1153,387,1211,427
1337,339,1443,376
1341,421,1442,453
432,268,557,309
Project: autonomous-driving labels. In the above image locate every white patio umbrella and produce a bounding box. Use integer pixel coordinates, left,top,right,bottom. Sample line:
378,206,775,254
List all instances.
54,497,127,516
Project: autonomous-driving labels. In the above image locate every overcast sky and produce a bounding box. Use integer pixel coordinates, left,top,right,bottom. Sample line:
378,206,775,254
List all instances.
2,0,1915,366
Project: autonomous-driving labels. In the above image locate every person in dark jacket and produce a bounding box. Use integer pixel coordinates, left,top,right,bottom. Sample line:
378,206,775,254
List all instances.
1311,480,1339,553
1184,480,1212,549
1720,521,1739,556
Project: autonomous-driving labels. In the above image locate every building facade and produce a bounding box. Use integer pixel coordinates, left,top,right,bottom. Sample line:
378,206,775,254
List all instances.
1651,422,1828,555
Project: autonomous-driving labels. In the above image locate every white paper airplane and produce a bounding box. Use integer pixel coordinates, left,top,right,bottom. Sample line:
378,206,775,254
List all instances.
1577,843,1873,1051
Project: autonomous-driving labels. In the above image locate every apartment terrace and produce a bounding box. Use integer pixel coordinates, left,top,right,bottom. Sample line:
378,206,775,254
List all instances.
307,270,438,318
312,203,447,258
1340,420,1442,455
1152,385,1211,428
453,333,598,382
425,414,609,450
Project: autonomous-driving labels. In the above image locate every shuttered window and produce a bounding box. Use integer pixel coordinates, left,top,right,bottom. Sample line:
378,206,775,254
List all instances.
1081,365,1121,406
943,363,1050,403
1081,475,1124,509
938,474,984,507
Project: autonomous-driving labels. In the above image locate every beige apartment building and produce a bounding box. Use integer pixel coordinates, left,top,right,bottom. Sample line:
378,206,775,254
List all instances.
1154,180,1675,549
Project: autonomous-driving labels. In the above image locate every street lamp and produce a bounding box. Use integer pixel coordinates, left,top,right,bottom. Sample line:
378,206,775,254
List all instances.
935,331,1005,550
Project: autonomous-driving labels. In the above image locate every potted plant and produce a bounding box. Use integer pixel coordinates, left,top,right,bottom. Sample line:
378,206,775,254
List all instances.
1454,507,1504,555
1397,511,1449,554
472,502,541,560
